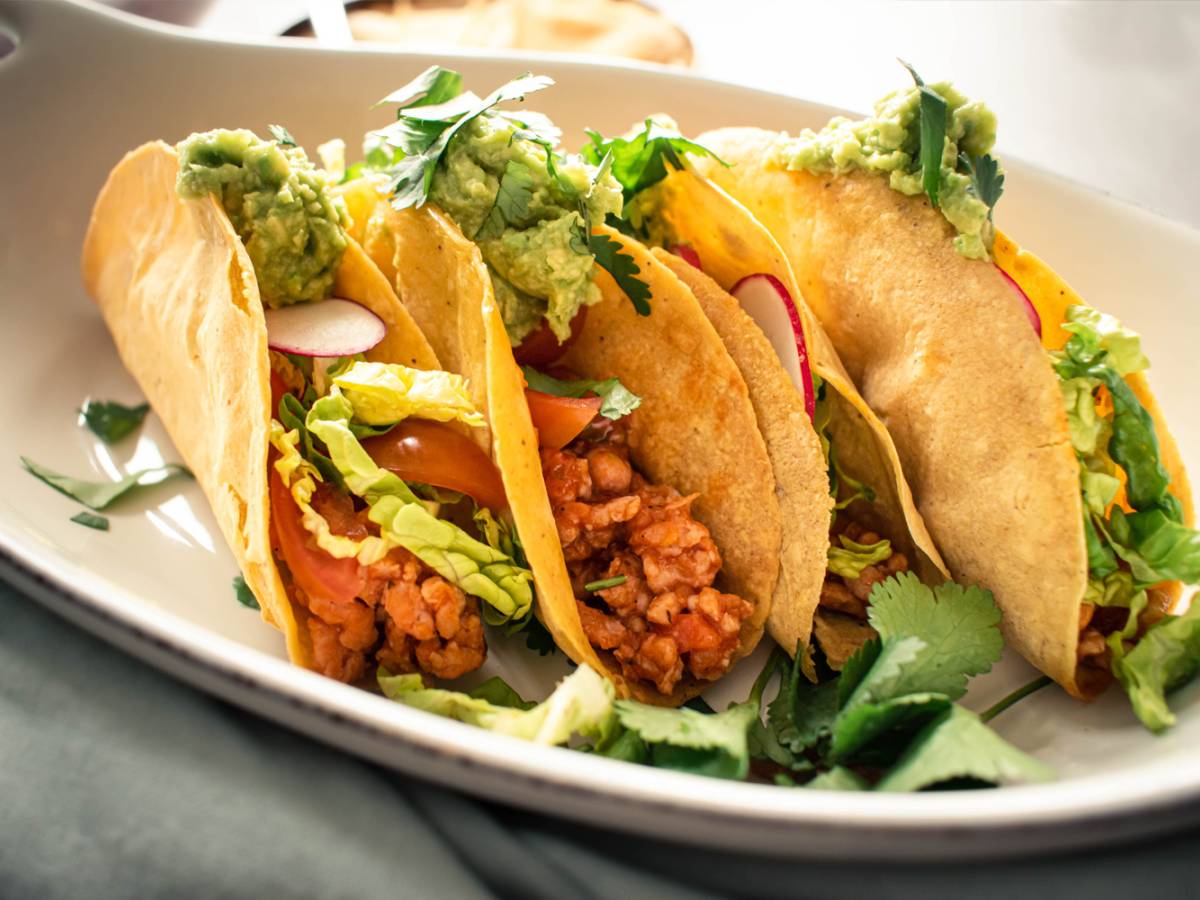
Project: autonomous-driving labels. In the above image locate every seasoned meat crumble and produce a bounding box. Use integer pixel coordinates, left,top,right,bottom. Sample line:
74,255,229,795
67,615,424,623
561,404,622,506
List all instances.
541,420,752,695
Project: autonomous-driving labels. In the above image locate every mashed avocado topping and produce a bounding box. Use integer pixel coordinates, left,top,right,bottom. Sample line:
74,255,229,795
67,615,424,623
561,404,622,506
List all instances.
778,73,1002,260
430,113,621,342
358,67,632,345
177,129,349,307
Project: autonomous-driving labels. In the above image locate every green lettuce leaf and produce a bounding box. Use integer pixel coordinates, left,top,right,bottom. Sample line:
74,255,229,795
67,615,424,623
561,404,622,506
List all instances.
1112,601,1200,733
520,367,642,420
874,706,1055,792
1106,508,1200,585
331,361,484,428
379,664,614,744
826,535,892,579
369,496,532,623
804,767,868,791
1060,305,1149,377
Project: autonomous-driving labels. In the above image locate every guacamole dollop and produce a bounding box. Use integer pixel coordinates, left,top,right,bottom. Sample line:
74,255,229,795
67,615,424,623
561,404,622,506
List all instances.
429,114,622,343
778,83,999,259
176,129,349,307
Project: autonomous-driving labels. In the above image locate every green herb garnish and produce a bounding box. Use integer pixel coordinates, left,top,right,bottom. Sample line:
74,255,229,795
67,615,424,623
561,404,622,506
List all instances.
960,151,1004,220
267,124,297,147
581,119,726,205
79,399,150,444
21,457,191,510
70,511,109,531
521,367,642,420
899,60,948,208
588,230,651,316
584,575,628,592
233,575,260,610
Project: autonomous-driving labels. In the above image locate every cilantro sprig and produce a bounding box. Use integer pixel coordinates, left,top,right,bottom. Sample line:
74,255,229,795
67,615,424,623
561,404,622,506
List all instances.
755,574,1053,790
368,66,553,210
21,457,191,511
580,118,726,205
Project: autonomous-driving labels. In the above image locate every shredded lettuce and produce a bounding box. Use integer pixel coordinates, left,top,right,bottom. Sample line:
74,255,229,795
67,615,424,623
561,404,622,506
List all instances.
1112,601,1200,733
811,374,877,516
331,361,484,428
378,663,614,744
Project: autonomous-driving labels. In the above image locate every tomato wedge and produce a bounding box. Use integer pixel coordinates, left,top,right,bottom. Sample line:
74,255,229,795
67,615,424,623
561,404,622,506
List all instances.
361,419,508,512
269,466,364,606
525,389,602,450
512,306,589,368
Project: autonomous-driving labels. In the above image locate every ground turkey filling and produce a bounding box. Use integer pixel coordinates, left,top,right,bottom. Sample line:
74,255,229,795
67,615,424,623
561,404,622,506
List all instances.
276,481,486,684
817,518,909,621
540,419,753,696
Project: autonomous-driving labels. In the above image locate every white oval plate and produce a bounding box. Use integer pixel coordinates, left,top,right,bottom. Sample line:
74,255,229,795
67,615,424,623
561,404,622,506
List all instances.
2,0,1199,861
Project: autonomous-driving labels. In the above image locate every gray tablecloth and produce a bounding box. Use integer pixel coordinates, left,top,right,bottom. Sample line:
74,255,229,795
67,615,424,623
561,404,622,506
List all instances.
2,578,1198,900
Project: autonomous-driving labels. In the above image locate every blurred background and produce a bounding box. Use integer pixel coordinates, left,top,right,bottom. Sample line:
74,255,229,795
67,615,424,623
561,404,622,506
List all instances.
97,1,1200,226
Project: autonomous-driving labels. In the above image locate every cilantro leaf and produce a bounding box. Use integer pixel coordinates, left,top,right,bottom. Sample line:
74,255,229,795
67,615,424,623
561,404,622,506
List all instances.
475,160,535,240
766,648,838,757
1112,602,1200,732
233,575,260,610
373,65,464,109
581,119,727,203
830,691,952,763
520,616,558,657
960,152,1004,220
614,700,759,780
589,231,651,316
79,399,150,444
375,70,554,211
899,60,948,208
21,457,191,510
267,124,296,147
866,574,1004,701
874,706,1054,792
521,367,642,420
70,511,109,531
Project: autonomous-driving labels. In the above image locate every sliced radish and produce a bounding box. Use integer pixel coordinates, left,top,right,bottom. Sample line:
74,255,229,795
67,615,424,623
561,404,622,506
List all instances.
996,266,1041,338
264,298,386,357
670,244,702,270
731,274,815,420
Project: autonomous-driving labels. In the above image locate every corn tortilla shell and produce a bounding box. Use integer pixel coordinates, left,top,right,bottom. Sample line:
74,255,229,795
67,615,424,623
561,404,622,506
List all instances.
81,140,439,673
648,168,947,657
694,128,1141,696
365,205,784,704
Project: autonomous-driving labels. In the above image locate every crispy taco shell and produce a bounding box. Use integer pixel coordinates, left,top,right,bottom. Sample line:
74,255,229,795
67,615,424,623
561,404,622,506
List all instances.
365,203,792,703
81,141,439,672
695,128,1194,697
647,168,947,658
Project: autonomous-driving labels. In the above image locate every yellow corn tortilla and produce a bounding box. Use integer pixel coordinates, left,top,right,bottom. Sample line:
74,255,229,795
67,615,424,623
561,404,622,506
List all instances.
647,168,947,660
694,128,1194,697
80,140,439,673
365,202,792,704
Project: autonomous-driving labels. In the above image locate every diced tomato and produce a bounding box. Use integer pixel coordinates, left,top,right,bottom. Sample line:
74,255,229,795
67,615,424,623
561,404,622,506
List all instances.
361,419,508,512
512,306,589,368
671,613,723,653
269,466,364,606
525,390,602,450
269,370,289,418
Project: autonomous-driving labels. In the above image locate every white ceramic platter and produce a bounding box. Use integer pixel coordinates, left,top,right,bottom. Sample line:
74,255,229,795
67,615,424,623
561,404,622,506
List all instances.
3,0,1200,861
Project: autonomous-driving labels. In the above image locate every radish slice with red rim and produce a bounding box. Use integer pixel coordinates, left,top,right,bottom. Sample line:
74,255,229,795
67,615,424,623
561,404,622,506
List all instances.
731,274,815,420
996,266,1041,338
264,298,386,357
670,244,702,270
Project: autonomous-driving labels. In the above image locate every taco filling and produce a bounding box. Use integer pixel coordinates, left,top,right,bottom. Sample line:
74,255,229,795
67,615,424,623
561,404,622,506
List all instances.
533,388,752,695
178,127,534,684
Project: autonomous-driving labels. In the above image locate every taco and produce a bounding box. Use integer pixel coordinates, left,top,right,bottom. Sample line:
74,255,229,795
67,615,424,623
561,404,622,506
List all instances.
690,70,1200,719
577,120,948,670
349,68,833,703
82,130,535,685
